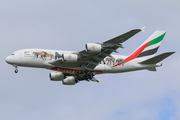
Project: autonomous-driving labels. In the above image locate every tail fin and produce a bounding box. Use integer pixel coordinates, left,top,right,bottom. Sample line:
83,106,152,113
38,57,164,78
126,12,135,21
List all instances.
125,31,166,62
113,31,167,67
132,31,166,60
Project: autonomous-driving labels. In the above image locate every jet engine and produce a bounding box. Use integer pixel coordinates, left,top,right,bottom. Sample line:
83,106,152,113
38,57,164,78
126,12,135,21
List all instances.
62,54,78,62
49,72,64,81
86,43,102,53
62,76,77,85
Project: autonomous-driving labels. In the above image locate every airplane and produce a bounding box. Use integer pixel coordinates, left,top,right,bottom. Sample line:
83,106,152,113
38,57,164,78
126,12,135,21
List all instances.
5,28,175,85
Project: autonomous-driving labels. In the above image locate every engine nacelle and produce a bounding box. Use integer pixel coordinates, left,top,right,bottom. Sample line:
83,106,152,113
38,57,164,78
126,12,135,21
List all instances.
86,43,102,53
49,72,64,81
62,54,78,62
62,76,77,85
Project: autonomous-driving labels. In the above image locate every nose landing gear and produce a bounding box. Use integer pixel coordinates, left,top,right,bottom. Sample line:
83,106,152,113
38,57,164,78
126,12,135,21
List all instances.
15,69,18,73
13,65,18,73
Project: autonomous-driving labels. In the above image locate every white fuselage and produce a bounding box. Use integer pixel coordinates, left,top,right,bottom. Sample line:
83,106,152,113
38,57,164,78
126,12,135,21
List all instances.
5,49,162,74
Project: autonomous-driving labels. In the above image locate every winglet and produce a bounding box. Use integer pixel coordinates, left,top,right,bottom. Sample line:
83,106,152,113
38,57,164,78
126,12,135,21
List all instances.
141,26,146,32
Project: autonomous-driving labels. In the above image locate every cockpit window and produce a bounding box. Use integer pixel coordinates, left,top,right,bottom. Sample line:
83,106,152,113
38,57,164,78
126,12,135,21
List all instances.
11,54,15,55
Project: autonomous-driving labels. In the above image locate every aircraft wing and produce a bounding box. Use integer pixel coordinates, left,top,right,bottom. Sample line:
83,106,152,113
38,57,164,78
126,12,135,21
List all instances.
78,28,144,70
49,28,144,70
103,28,144,44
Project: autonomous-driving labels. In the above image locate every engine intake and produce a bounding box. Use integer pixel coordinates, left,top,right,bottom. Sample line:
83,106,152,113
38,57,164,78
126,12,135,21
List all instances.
62,54,78,62
86,43,102,53
49,72,64,81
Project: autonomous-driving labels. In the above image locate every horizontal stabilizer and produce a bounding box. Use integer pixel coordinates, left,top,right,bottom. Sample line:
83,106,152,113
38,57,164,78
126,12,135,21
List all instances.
139,52,175,64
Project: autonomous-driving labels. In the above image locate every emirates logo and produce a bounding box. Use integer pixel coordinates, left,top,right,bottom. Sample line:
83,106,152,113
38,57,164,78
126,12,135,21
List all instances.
92,44,95,49
55,74,58,77
68,55,72,59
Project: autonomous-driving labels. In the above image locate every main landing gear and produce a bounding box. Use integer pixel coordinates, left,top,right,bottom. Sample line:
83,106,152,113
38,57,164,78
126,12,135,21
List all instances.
13,65,18,73
78,69,100,83
80,69,95,80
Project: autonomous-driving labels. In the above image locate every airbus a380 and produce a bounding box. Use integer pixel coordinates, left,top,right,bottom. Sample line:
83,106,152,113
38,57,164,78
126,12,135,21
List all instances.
5,28,175,85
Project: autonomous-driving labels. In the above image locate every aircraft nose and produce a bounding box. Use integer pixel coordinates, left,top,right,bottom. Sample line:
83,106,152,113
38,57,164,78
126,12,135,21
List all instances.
5,56,12,64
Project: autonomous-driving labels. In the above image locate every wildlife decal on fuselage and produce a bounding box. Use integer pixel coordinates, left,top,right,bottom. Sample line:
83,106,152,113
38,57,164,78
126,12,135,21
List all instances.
25,51,63,61
99,57,124,66
26,50,125,66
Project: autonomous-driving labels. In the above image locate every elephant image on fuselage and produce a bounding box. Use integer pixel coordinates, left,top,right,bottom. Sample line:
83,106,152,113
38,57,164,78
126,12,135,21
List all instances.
106,57,115,65
116,58,124,66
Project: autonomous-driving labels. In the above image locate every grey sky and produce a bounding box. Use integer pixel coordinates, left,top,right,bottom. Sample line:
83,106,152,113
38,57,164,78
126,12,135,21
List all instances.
1,0,180,120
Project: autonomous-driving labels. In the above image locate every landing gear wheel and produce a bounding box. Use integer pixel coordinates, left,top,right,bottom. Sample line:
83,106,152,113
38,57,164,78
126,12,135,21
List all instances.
84,69,89,74
13,65,18,73
81,70,85,74
92,72,95,76
75,79,79,83
15,69,18,73
87,74,93,79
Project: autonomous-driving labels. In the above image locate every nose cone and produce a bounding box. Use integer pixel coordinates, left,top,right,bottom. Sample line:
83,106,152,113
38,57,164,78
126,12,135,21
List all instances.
5,56,12,64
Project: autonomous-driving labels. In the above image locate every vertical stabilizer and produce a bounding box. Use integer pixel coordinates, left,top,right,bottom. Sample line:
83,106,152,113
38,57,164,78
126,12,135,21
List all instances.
132,31,166,60
113,31,167,67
